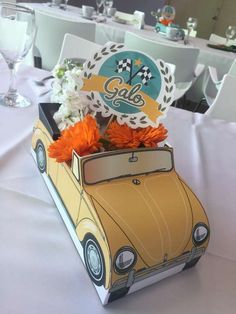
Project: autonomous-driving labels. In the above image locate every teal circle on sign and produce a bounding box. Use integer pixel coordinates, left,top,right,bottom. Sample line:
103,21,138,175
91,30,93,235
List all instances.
98,51,162,114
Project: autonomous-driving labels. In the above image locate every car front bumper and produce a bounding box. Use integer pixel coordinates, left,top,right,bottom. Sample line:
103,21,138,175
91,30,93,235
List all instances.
110,247,205,293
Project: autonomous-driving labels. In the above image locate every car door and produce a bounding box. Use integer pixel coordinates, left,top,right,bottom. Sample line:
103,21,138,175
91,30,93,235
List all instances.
55,156,82,225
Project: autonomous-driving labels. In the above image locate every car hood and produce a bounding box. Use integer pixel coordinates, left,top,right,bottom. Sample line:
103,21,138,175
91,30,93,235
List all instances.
85,172,193,266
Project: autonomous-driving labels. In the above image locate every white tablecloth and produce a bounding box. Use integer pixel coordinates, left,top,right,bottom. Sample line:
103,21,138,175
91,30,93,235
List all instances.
1,62,236,313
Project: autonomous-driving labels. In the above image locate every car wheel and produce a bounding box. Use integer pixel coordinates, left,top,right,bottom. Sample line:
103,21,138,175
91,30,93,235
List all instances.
108,287,129,303
83,235,105,287
36,140,47,173
183,256,201,271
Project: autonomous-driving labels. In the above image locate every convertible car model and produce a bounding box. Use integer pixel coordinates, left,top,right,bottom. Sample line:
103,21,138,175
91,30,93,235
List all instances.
32,103,209,304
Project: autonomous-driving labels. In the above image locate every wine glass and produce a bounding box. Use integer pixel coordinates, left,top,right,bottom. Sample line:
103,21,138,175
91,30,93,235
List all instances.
0,2,36,108
103,0,113,16
185,17,198,44
96,0,105,15
63,0,69,10
225,26,236,46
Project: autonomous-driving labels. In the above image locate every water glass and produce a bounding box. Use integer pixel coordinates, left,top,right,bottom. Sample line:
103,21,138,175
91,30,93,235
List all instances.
96,0,105,15
225,26,236,46
0,2,36,107
103,0,113,16
185,17,198,44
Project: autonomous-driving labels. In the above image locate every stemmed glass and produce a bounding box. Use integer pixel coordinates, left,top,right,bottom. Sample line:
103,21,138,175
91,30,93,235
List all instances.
63,0,69,11
185,17,198,44
0,2,36,108
103,0,113,16
225,26,236,46
96,0,104,15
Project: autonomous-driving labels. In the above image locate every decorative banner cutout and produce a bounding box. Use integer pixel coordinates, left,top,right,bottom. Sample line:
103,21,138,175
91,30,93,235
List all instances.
80,44,175,128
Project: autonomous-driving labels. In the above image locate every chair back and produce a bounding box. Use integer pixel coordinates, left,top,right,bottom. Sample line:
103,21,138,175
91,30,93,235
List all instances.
206,74,236,122
35,11,96,70
57,33,101,65
124,31,200,83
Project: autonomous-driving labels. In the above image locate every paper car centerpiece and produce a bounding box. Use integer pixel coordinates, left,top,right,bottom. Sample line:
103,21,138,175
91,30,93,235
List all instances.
31,44,209,305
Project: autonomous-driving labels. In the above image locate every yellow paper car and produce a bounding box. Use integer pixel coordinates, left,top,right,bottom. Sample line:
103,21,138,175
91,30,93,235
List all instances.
32,103,210,304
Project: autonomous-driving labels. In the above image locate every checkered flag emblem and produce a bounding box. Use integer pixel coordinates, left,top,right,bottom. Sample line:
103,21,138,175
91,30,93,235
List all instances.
137,66,153,85
116,58,132,73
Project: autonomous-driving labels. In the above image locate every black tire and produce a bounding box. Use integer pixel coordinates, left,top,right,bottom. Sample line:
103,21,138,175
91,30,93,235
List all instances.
83,235,105,287
183,256,201,271
108,287,129,303
36,140,47,173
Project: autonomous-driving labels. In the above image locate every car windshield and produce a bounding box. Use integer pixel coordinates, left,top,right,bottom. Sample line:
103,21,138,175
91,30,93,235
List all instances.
83,149,173,185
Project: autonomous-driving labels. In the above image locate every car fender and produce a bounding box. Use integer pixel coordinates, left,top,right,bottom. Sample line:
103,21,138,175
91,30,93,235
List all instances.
76,218,111,289
32,125,47,149
179,178,210,250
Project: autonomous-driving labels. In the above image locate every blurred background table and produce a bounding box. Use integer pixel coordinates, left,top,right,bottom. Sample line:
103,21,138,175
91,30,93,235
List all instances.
21,3,235,104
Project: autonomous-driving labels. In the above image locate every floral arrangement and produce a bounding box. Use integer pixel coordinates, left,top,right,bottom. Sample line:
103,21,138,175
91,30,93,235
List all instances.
48,57,169,163
51,59,91,131
49,115,168,163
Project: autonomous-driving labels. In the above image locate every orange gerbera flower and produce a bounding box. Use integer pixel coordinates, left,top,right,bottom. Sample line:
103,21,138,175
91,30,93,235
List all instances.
106,121,168,149
136,124,168,147
48,115,101,162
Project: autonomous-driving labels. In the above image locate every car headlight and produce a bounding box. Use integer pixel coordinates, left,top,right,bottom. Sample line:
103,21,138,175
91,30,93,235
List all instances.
114,247,137,274
193,223,209,246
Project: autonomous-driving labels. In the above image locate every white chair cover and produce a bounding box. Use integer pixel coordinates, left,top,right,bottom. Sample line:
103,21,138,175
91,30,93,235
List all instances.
34,11,96,70
124,31,201,101
202,59,236,108
206,74,236,122
57,33,101,65
124,31,200,83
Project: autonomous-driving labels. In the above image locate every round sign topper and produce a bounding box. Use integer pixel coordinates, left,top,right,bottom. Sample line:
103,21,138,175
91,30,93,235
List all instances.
80,43,175,128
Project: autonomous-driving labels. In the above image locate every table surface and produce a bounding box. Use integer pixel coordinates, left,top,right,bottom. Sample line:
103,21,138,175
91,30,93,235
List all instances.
1,61,236,314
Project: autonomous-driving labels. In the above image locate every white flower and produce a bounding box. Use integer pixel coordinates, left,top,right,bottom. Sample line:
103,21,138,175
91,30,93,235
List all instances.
53,64,67,79
50,79,64,103
63,69,83,92
51,63,89,131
